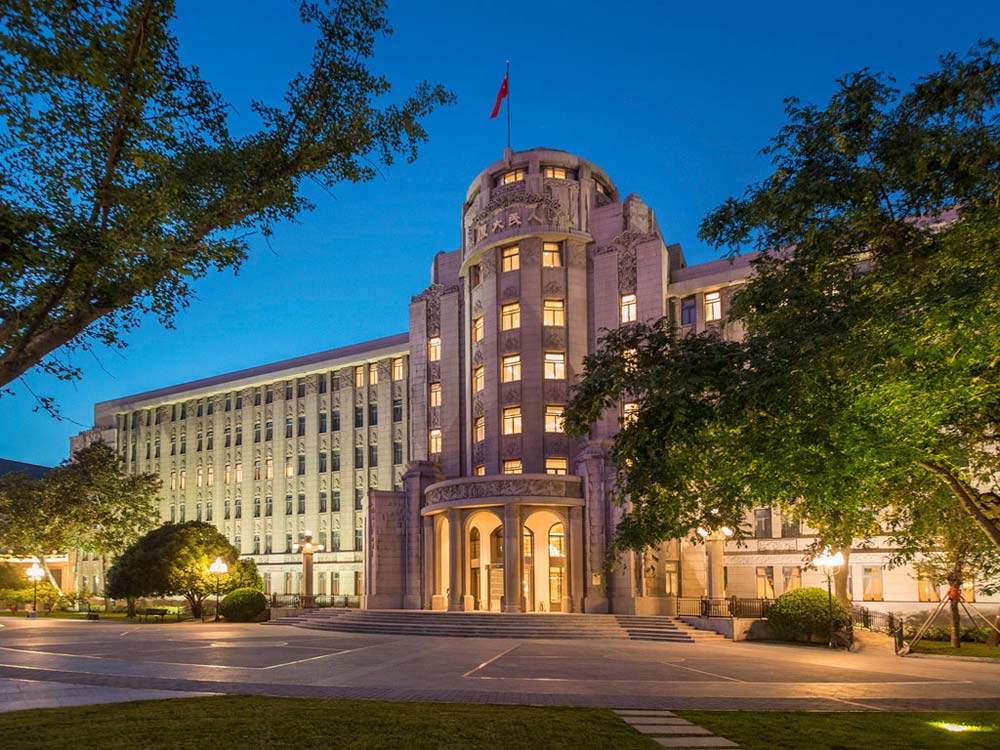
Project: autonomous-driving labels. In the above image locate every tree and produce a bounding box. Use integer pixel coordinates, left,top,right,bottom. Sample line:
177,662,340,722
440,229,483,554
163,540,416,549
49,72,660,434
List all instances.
565,42,1000,586
106,521,239,617
225,558,263,592
0,0,453,397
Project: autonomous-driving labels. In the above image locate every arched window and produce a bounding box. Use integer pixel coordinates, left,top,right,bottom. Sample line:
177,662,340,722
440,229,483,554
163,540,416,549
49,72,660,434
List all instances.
549,523,565,559
491,526,504,561
470,528,481,560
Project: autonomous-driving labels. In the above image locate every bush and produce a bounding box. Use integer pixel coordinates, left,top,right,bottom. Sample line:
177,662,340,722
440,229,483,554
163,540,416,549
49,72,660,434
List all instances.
767,587,849,642
219,588,268,622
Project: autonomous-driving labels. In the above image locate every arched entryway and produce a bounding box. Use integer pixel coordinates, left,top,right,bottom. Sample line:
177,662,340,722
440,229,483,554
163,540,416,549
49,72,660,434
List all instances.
465,510,503,611
522,508,571,613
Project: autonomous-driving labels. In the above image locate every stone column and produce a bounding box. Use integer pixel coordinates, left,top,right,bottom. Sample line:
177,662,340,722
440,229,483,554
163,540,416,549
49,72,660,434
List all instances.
503,503,523,612
569,506,585,614
422,515,437,610
706,536,726,600
448,508,464,611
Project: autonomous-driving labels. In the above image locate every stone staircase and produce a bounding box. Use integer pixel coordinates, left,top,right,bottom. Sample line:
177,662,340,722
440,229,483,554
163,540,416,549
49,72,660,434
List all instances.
265,608,728,643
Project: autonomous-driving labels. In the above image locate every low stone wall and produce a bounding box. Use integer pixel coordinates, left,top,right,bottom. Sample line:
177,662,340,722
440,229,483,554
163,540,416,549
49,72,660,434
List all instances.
679,616,776,641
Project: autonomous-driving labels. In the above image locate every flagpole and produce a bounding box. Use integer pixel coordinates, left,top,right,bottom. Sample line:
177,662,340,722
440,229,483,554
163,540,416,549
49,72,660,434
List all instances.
505,59,511,150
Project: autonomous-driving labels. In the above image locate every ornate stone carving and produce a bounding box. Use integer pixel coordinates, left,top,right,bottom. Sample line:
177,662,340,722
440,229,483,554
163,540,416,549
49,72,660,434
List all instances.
429,410,441,429
543,279,563,295
522,243,539,263
501,384,520,404
413,283,444,335
618,246,637,293
428,362,440,382
501,286,518,301
592,229,657,258
473,299,483,316
542,327,565,349
481,252,496,278
473,394,483,416
425,476,582,505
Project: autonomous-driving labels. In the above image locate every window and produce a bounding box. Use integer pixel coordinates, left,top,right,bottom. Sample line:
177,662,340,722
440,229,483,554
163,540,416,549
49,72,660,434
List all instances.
332,410,340,431
862,567,884,601
233,497,242,519
253,422,261,443
354,446,364,469
782,566,802,592
285,417,293,439
285,533,293,553
297,493,306,514
318,374,327,394
705,291,722,322
265,420,273,441
369,363,379,386
297,415,306,437
297,381,306,398
179,469,186,489
429,429,442,454
393,441,403,465
594,179,608,196
781,516,801,538
319,491,328,513
473,415,485,442
169,471,176,490
502,459,522,475
319,451,327,473
355,529,363,551
297,454,305,476
196,432,203,452
332,490,341,511
472,316,484,343
285,383,294,400
265,495,273,516
545,405,565,433
179,433,186,454
469,264,481,288
224,499,231,519
543,351,565,379
368,445,378,467
392,398,403,422
543,298,565,326
545,457,568,475
319,411,328,433
354,489,364,510
754,508,773,538
265,387,273,405
680,296,696,325
196,467,204,487
620,293,637,323
284,456,294,477
254,459,262,481
154,439,160,458
206,466,214,486
332,450,340,471
501,354,521,382
756,566,776,598
253,496,261,517
501,245,519,272
235,395,243,410
500,302,520,330
235,425,242,446
392,358,404,381
253,390,260,407
918,577,940,602
543,166,574,180
474,464,485,476
502,406,522,435
234,461,243,482
353,366,364,388
542,241,563,267
428,337,441,362
264,534,272,553
180,403,187,419
473,366,485,392
496,168,525,186
354,406,364,428
429,382,442,407
253,535,260,554
285,494,293,514
206,430,214,450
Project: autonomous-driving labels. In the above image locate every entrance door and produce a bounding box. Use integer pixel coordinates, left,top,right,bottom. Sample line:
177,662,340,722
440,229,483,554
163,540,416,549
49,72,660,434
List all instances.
488,564,504,612
549,523,566,612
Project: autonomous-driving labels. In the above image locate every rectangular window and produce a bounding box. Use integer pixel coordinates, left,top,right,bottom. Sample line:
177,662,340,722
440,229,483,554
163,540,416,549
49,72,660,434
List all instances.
543,352,565,379
235,425,242,446
496,168,525,186
756,566,776,599
543,298,565,326
501,354,521,382
266,496,274,516
428,428,442,454
355,447,364,469
224,463,232,484
781,516,800,538
426,336,442,363
319,411,328,433
705,291,722,322
500,302,520,330
285,417,293,439
297,415,306,436
297,381,305,398
469,264,481,288
862,567,884,601
332,410,340,431
501,245,520,272
179,433,186,454
354,366,364,388
474,415,485,442
355,529,363,552
545,457,568,475
265,457,273,480
179,469,186,489
196,433,203,452
285,383,294,400
253,423,261,443
285,456,294,477
680,296,696,325
285,494,293,515
319,451,328,473
782,566,802,592
545,405,565,433
473,366,485,392
332,450,340,471
368,444,378,467
542,241,563,267
297,493,305,514
502,459,522,475
355,489,364,510
265,387,273,405
502,406,522,435
393,441,403,465
234,462,243,482
368,403,378,426
620,293,637,323
369,363,379,385
253,497,260,517
265,420,273,441
543,166,574,179
392,398,403,422
918,577,940,602
234,498,242,519
429,382,442,407
392,358,404,381
354,406,364,428
206,430,214,450
472,316,484,343
206,466,214,487
254,460,262,480
319,491,328,513
318,374,327,394
253,390,260,407
474,464,486,476
332,490,341,511
754,508,773,539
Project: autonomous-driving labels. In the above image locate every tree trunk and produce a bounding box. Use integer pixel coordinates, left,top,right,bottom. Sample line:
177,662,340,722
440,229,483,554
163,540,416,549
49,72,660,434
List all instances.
126,597,136,619
950,598,961,648
987,613,1000,648
38,554,60,589
834,546,851,607
916,461,1000,551
187,594,202,619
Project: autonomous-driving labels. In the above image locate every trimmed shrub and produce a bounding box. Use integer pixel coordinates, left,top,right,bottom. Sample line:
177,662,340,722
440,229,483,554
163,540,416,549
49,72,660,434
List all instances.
767,587,849,642
219,588,268,622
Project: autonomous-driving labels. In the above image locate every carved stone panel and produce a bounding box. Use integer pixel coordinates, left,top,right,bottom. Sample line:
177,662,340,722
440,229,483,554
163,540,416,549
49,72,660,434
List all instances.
618,247,637,293
501,384,521,405
542,327,566,349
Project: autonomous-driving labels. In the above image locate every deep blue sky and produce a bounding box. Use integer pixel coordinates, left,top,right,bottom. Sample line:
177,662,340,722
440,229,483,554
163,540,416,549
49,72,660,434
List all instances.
2,0,997,466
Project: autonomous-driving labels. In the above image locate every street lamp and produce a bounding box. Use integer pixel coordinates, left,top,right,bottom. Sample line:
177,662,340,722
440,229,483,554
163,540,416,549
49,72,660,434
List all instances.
209,556,228,622
296,531,324,607
25,562,44,618
812,547,845,648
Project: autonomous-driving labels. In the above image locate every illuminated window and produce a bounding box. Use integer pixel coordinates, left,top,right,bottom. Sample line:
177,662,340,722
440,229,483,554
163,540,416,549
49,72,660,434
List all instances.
472,316,484,343
622,401,639,425
543,298,565,326
542,242,563,267
620,293,637,323
285,456,294,478
545,457,568,475
501,354,521,382
169,471,176,490
428,336,441,362
543,352,565,379
681,296,696,325
543,166,573,180
179,469,186,489
392,358,404,381
429,382,442,407
474,464,486,476
862,567,884,601
500,302,520,330
782,566,802,592
196,467,203,487
756,566,775,599
502,406,522,435
917,577,940,602
545,405,565,433
473,366,485,392
369,363,379,385
265,457,273,480
354,366,364,387
253,460,261,480
429,429,442,454
234,462,242,482
496,168,525,186
206,466,214,487
474,415,485,442
501,246,519,272
469,264,481,288
502,459,522,475
705,291,722,322
594,179,608,195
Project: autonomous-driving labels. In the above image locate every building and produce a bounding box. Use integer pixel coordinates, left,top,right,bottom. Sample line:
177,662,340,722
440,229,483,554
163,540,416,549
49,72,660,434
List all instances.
74,147,998,615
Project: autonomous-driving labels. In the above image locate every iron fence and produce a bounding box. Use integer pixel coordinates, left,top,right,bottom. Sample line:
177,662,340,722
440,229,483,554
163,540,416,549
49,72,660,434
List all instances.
270,594,361,609
699,598,731,618
730,597,772,619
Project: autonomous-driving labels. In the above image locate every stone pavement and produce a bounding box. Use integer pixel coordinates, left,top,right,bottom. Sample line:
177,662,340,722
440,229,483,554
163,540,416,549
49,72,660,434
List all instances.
616,709,740,748
0,676,217,714
0,617,998,712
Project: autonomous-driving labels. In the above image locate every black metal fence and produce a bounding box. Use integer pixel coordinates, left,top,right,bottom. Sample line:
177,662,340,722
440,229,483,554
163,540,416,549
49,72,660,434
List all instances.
270,594,361,609
699,597,772,619
851,606,906,653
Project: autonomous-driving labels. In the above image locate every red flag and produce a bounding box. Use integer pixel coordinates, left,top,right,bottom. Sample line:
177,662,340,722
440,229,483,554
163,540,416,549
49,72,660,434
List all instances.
490,74,508,119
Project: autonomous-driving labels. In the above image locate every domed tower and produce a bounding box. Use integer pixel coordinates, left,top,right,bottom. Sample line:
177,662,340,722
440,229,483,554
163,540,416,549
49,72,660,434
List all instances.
369,147,679,614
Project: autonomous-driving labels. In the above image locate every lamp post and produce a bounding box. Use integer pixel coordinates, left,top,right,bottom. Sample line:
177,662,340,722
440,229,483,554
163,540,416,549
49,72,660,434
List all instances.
25,562,44,618
209,556,228,622
295,531,324,608
812,547,845,648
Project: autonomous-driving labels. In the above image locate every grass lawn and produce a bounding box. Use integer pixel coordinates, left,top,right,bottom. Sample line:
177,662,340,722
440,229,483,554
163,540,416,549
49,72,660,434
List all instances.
0,696,658,750
678,711,1000,750
0,611,192,622
908,640,1000,658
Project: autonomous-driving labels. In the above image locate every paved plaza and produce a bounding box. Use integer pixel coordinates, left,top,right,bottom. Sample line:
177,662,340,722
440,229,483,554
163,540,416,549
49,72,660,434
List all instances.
0,617,998,714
